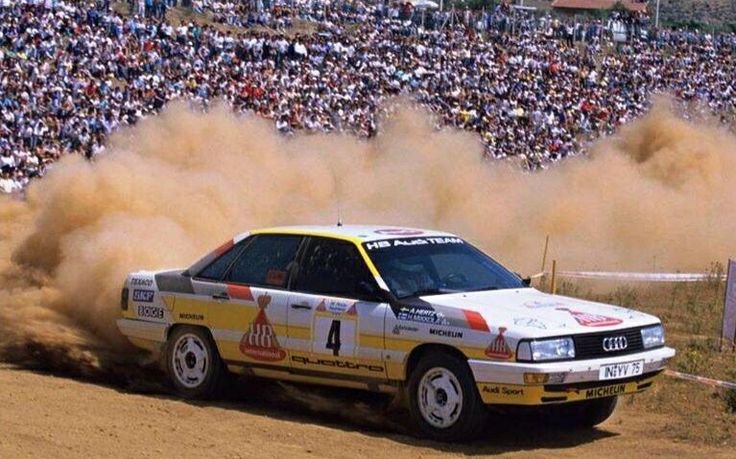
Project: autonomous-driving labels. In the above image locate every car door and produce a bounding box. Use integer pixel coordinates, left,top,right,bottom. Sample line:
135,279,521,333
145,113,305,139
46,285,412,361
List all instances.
196,234,304,368
286,236,389,381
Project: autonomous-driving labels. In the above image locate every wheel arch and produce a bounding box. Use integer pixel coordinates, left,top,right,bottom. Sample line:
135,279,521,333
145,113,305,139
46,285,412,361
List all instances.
403,343,470,382
166,322,213,338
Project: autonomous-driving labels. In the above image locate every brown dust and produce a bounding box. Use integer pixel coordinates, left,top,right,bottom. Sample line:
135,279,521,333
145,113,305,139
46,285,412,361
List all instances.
1,99,734,374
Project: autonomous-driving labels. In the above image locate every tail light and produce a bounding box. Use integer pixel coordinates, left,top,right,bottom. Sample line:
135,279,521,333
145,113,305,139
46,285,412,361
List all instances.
121,287,129,311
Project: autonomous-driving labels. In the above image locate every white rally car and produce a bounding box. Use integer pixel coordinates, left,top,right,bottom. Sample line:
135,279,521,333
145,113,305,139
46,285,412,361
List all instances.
117,225,675,441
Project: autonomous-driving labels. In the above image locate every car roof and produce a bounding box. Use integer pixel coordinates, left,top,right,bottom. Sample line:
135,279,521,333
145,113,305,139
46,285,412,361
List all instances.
247,225,458,243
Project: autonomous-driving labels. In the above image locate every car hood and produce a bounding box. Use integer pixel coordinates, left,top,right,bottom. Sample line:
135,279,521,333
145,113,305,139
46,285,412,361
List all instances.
418,288,659,337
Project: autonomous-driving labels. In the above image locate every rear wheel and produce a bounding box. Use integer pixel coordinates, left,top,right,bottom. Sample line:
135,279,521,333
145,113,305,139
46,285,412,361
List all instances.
407,351,487,442
548,396,618,428
166,326,226,399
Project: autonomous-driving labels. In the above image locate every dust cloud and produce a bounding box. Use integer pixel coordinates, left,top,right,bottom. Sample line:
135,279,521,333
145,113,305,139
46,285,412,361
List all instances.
1,98,735,372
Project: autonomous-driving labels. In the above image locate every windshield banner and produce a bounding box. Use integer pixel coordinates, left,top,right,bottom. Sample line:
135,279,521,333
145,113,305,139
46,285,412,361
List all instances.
364,237,464,251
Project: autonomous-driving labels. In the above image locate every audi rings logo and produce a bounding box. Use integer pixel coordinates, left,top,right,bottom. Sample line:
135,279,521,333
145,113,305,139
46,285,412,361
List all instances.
602,336,628,352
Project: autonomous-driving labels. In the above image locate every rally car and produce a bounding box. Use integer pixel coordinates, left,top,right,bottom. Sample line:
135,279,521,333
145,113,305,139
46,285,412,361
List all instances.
117,225,675,441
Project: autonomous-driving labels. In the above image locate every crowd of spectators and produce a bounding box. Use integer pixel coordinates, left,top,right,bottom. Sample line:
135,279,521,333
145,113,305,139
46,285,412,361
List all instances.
0,0,735,193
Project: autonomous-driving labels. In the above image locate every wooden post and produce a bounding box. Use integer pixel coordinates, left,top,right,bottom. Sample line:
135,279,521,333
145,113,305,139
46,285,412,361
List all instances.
551,259,557,295
541,235,549,274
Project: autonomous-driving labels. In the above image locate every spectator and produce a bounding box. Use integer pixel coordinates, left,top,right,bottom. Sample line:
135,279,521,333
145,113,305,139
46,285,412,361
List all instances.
0,0,734,192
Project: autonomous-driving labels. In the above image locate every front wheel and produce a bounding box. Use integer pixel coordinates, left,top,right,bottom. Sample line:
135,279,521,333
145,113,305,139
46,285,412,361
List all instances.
407,351,487,442
166,326,226,399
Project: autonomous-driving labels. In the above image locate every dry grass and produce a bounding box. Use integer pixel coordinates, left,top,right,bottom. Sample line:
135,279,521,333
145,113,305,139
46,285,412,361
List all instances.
549,272,736,446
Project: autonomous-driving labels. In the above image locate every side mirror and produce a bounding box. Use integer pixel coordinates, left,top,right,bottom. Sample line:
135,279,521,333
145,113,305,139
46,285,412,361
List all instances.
357,281,394,303
515,272,532,287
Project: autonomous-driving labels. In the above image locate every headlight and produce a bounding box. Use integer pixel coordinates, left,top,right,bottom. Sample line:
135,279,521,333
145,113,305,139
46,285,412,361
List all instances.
641,324,665,349
517,337,575,362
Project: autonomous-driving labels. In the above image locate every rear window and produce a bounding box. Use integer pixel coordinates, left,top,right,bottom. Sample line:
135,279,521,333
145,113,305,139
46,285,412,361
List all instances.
225,234,303,288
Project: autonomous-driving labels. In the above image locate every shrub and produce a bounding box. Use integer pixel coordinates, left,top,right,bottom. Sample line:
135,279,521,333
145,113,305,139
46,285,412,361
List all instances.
723,367,736,413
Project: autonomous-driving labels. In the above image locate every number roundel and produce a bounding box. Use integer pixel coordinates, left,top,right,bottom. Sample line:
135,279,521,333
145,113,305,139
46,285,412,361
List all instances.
312,314,356,357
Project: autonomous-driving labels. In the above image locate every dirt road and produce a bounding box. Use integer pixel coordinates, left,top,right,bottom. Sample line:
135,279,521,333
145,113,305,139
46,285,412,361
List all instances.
0,364,731,458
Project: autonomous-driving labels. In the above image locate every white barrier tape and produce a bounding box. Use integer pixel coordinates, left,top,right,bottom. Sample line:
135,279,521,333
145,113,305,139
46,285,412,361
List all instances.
665,369,736,390
554,271,726,282
529,271,546,279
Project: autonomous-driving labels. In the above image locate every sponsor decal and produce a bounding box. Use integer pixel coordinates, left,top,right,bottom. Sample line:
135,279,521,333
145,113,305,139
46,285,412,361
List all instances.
556,308,623,327
179,312,204,321
461,309,490,332
131,278,154,287
365,237,464,250
602,336,628,352
137,305,164,319
316,298,357,316
429,328,463,339
227,284,254,301
584,384,626,399
132,289,154,303
482,385,525,397
374,228,424,236
523,300,566,309
265,269,287,287
291,355,384,372
392,237,463,247
513,317,548,329
391,324,419,335
239,293,286,362
365,241,392,250
485,327,513,360
397,306,450,325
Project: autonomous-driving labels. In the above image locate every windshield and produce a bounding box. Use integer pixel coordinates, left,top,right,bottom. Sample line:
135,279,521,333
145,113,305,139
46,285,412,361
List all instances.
363,237,524,299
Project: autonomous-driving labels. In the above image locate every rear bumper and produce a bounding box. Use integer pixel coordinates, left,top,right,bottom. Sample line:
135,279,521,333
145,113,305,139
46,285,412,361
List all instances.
469,346,675,405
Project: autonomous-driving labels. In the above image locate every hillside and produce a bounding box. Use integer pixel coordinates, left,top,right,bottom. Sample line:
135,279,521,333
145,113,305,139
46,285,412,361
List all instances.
528,0,736,31
658,0,736,31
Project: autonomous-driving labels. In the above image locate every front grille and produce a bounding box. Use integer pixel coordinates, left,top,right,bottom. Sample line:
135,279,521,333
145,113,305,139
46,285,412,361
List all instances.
573,327,644,359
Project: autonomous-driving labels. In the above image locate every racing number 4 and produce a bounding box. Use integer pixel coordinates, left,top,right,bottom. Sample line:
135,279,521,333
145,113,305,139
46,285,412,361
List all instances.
326,320,341,356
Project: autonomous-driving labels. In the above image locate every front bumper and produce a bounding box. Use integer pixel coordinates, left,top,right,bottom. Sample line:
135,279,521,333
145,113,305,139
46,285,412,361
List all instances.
469,346,675,405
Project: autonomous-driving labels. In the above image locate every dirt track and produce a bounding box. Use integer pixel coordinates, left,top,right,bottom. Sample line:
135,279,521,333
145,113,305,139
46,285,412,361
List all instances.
0,364,731,458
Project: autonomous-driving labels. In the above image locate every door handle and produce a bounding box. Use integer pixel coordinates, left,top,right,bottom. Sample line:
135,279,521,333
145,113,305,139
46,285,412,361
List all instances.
290,303,312,310
212,292,230,301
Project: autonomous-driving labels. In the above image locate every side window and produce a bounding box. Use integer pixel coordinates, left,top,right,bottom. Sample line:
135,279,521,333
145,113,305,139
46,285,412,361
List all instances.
295,237,376,299
226,235,302,288
197,242,247,281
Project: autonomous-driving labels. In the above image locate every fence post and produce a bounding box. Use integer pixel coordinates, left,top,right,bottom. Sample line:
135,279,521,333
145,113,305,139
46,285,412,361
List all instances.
541,234,549,273
551,259,557,295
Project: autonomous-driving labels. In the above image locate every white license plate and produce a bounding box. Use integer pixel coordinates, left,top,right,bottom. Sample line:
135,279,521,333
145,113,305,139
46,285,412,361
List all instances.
599,360,644,380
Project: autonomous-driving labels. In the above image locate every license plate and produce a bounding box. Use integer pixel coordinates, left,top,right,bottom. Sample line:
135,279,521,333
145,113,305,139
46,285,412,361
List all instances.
599,360,644,380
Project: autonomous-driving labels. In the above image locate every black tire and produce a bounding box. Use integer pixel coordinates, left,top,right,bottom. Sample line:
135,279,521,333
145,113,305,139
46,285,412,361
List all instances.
166,326,227,399
548,396,618,428
407,351,487,442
